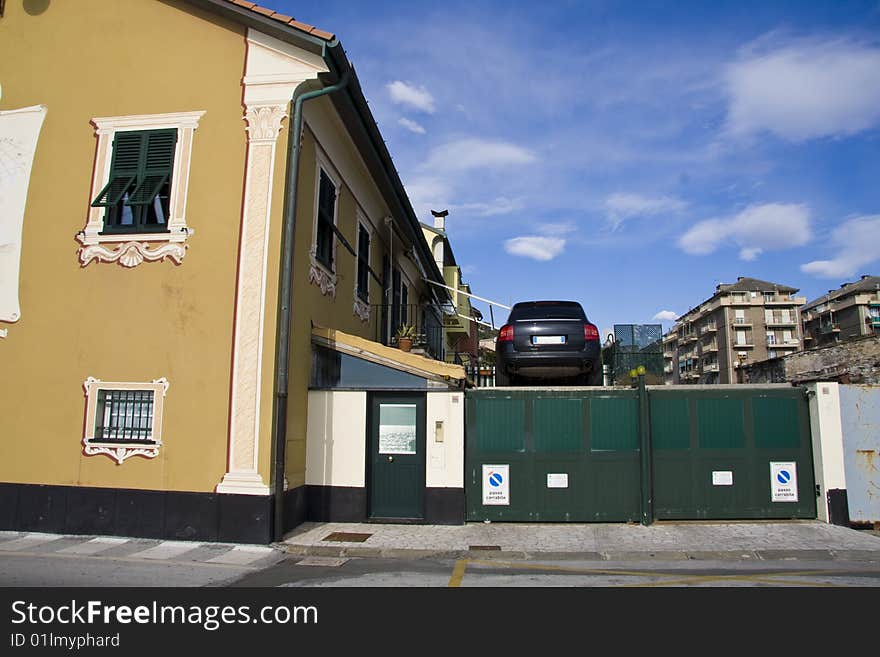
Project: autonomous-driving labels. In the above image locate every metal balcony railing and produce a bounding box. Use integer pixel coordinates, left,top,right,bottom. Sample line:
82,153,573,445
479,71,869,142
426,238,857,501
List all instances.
369,303,445,360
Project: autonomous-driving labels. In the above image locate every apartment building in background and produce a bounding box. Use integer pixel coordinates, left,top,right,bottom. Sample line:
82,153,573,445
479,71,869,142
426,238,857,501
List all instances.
663,277,806,384
801,275,880,347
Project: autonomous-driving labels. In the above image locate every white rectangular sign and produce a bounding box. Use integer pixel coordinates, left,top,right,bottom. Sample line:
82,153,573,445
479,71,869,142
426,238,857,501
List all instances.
547,473,569,489
482,464,510,506
712,471,733,486
770,462,798,502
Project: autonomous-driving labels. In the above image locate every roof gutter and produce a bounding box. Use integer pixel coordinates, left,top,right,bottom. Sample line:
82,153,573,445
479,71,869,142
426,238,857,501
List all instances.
272,50,350,542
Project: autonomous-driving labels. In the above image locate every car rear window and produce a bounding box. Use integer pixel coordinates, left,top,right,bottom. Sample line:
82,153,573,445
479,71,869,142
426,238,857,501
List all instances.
508,301,586,321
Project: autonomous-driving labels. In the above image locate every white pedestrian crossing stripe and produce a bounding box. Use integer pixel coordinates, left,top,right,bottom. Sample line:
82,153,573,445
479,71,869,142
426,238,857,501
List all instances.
0,533,63,551
127,540,200,560
57,537,129,555
206,545,274,565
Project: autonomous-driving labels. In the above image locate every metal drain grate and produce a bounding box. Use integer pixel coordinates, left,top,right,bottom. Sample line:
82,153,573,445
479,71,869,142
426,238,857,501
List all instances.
322,532,373,543
468,545,501,551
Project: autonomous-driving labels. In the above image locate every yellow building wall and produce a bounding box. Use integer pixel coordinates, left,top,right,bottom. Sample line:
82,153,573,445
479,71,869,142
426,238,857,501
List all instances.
283,99,433,487
0,0,287,493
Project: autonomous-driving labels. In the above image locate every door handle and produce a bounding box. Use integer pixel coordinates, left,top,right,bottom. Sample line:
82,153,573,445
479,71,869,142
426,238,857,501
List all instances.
387,456,394,462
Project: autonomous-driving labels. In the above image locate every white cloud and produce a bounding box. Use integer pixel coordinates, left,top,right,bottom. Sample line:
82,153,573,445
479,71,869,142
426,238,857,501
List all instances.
653,310,678,321
387,80,436,113
423,139,537,173
504,236,566,261
678,203,811,259
605,193,686,230
801,215,880,278
725,38,880,141
456,197,524,217
397,117,426,134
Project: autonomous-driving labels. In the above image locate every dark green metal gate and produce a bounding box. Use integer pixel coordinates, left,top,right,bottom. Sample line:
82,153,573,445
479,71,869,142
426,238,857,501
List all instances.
466,388,642,522
651,386,816,520
465,384,816,522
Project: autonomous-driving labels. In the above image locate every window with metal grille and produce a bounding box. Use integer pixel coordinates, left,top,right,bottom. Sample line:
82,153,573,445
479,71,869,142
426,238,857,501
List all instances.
356,224,370,301
93,389,156,444
91,129,177,234
315,169,336,269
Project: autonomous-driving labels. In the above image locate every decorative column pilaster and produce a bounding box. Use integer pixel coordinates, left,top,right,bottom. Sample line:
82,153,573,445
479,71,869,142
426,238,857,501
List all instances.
216,103,286,496
216,28,328,496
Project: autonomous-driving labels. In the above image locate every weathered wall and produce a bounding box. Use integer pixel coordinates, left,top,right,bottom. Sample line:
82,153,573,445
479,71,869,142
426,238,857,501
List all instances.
839,385,880,525
744,335,880,385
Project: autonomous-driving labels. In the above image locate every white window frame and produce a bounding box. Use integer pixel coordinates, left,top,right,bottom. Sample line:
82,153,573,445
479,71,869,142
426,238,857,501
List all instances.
76,111,204,267
308,148,340,297
353,211,372,322
82,377,168,464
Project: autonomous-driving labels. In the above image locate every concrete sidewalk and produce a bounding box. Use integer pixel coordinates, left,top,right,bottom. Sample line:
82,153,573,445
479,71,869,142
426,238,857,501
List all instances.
279,520,880,562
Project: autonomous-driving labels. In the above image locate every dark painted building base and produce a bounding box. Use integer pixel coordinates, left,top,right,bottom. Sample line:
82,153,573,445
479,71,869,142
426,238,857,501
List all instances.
0,482,273,544
299,485,465,525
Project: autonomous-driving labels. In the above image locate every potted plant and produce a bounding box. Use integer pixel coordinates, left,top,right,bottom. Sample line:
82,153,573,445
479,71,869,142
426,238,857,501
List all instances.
395,324,416,352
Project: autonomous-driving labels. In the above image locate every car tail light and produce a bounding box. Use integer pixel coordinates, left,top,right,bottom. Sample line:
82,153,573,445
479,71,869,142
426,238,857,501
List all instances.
584,323,599,341
498,324,514,342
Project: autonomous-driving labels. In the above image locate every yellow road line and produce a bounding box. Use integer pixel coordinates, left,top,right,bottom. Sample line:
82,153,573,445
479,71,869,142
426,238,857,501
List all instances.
448,559,469,587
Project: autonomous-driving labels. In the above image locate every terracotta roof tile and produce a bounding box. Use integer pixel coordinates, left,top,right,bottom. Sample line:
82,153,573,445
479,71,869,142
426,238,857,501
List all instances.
223,0,335,41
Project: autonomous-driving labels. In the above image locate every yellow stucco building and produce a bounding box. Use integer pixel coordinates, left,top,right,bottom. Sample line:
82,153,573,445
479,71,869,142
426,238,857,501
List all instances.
0,0,465,543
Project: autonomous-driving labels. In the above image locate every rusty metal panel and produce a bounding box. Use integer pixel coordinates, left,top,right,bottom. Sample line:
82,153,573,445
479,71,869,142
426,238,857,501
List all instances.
839,385,880,524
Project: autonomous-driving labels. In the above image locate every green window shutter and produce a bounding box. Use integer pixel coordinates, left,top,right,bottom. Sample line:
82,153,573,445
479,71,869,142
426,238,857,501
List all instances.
128,130,177,205
91,131,144,207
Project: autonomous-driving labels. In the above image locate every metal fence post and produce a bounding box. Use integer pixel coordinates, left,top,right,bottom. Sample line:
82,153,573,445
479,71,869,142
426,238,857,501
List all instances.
638,373,654,526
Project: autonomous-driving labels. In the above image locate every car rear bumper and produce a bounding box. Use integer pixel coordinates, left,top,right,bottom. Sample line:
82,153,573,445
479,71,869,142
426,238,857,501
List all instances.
496,343,601,377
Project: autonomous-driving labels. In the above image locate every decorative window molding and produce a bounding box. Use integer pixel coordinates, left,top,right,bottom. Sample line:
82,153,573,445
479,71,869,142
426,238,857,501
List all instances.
353,212,372,321
309,149,339,297
82,377,168,464
76,111,204,267
353,297,370,322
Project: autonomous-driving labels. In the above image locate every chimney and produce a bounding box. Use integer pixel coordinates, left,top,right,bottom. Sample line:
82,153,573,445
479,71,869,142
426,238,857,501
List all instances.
431,209,448,231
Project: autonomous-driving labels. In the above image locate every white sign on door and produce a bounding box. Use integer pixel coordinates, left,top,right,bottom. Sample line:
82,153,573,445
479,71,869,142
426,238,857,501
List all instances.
482,464,510,506
770,462,798,502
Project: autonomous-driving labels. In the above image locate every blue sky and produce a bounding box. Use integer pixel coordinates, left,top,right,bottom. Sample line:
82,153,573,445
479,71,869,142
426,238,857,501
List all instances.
274,0,880,338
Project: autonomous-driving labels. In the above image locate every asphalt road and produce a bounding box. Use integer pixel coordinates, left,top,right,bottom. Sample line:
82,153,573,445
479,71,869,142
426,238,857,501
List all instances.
230,554,880,587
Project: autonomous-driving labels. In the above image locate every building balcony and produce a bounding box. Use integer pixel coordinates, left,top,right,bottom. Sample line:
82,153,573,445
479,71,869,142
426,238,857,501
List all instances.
871,316,880,327
732,319,753,327
702,342,718,352
699,323,717,334
663,351,675,359
765,318,798,327
703,363,719,372
680,334,697,343
767,338,800,348
732,341,755,348
764,295,806,306
819,323,841,335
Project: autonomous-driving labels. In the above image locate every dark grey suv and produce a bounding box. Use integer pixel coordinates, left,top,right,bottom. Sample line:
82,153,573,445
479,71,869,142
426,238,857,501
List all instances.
495,300,602,386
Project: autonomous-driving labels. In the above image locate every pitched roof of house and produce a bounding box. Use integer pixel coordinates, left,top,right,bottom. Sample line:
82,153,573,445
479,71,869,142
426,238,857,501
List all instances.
717,277,798,294
802,275,880,311
224,0,335,40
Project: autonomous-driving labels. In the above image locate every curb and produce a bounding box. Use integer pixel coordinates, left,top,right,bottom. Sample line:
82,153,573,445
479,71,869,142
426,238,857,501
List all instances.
278,543,880,563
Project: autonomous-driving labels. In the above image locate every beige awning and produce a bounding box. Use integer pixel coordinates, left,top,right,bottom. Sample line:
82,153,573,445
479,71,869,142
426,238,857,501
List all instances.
311,326,466,384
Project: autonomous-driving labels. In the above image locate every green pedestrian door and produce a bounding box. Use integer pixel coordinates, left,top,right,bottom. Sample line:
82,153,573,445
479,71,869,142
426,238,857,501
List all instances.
368,393,426,520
